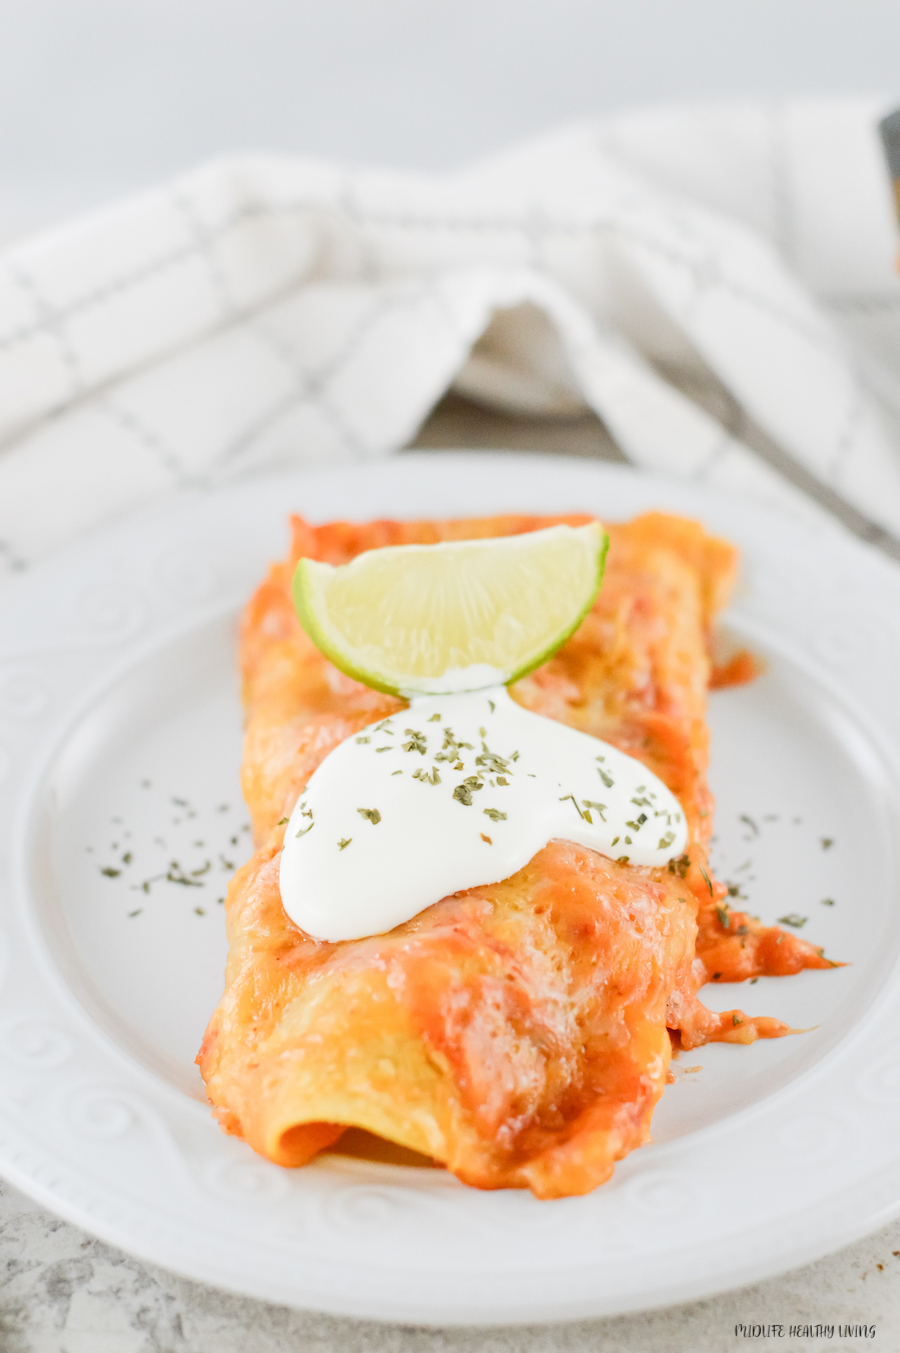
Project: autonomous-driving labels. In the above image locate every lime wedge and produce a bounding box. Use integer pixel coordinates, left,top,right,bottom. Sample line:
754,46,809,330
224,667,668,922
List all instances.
292,522,608,697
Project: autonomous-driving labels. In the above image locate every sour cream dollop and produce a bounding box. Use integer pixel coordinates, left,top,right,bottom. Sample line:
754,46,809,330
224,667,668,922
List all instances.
279,686,687,942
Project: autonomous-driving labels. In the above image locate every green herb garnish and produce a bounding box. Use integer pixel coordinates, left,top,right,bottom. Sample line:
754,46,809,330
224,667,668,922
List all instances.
166,862,203,887
412,767,440,785
559,793,586,820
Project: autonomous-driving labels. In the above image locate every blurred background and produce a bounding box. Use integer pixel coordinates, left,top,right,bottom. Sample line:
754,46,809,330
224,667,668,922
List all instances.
1,0,899,243
3,10,900,1344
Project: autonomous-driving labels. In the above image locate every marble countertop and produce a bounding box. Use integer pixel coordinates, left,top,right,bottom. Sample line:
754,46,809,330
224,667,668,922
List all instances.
6,401,900,1352
4,1177,899,1353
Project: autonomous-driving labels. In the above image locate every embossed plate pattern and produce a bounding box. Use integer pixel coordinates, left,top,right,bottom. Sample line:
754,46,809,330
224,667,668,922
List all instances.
2,454,900,1325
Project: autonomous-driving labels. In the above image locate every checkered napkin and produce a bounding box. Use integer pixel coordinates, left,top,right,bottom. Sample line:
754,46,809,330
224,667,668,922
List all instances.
1,95,899,580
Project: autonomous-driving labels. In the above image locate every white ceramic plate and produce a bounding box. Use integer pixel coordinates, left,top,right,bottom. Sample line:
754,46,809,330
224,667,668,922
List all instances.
2,453,900,1326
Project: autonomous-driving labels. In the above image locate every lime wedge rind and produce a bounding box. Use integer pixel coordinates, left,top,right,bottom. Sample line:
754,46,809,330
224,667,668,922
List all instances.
293,557,417,697
292,522,609,698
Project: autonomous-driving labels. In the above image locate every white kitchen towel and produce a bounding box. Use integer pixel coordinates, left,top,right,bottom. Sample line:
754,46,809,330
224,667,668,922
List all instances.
1,95,899,580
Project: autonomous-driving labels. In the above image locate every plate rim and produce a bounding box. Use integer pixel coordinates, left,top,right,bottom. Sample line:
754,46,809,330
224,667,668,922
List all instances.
2,451,900,1326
